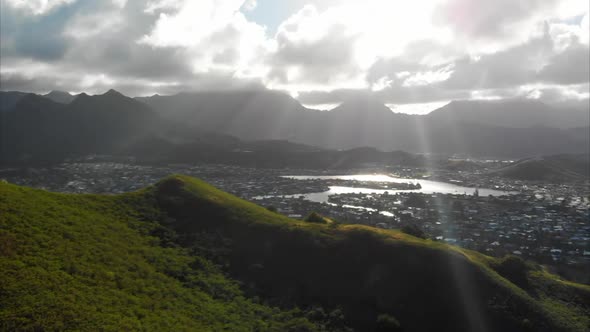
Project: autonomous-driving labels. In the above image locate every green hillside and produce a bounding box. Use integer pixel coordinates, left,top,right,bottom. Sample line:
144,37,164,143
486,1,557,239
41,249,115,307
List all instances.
1,175,589,331
0,179,319,331
492,155,590,182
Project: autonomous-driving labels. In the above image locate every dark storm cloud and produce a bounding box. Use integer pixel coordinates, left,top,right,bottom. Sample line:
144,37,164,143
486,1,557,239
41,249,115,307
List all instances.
440,33,589,89
538,42,590,84
0,73,42,91
440,33,553,90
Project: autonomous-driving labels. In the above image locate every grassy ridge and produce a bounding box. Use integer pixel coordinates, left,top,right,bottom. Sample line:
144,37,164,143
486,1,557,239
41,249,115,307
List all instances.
146,175,589,331
1,175,589,331
0,181,320,331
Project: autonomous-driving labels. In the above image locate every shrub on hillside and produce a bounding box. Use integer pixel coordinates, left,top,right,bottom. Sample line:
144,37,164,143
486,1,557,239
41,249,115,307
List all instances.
305,212,328,224
400,225,426,239
376,314,402,332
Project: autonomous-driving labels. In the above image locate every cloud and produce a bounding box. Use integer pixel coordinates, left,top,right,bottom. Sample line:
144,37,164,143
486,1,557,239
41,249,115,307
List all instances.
0,0,270,95
265,5,364,90
0,0,588,109
538,42,590,84
140,0,245,47
241,0,257,11
361,19,589,106
440,32,553,90
439,29,589,89
0,2,74,60
139,0,272,80
434,0,556,40
1,0,76,15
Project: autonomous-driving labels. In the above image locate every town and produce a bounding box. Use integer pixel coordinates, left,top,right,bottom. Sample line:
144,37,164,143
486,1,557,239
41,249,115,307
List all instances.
1,159,589,283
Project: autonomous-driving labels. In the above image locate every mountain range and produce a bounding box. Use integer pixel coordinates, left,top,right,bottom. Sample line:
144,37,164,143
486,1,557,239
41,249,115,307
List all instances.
0,89,588,164
138,91,589,155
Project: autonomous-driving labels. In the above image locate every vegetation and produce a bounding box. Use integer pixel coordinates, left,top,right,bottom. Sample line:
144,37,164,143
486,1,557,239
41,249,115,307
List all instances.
375,314,402,332
493,154,590,182
400,224,427,239
1,175,589,331
0,180,320,331
403,193,427,208
305,212,333,224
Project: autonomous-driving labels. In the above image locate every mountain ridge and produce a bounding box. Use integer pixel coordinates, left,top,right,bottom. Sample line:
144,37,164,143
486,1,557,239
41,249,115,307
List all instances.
44,90,76,104
491,154,590,181
1,175,588,331
1,89,589,160
137,90,589,155
428,98,589,129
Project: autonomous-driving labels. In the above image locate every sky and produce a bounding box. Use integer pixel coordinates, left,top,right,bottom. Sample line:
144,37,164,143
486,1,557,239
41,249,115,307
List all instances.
0,0,588,113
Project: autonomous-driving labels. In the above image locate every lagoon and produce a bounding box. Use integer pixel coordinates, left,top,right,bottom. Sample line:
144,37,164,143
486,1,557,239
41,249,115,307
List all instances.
281,174,515,204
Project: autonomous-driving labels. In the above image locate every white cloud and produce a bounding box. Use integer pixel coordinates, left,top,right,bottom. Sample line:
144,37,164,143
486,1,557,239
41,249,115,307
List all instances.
80,73,115,88
140,0,245,47
302,103,341,111
241,0,257,11
371,77,393,92
520,83,590,101
2,0,76,15
388,101,450,115
138,0,272,78
402,66,454,87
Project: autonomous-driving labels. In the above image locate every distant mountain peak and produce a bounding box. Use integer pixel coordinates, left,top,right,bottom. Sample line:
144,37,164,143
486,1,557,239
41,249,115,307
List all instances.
46,90,72,96
72,92,89,102
103,89,123,97
44,90,75,104
97,89,140,105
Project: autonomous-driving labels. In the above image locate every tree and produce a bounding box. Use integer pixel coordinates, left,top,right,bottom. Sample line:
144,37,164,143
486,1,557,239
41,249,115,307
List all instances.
400,225,426,239
404,194,426,208
492,255,530,290
376,314,402,332
305,212,327,224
